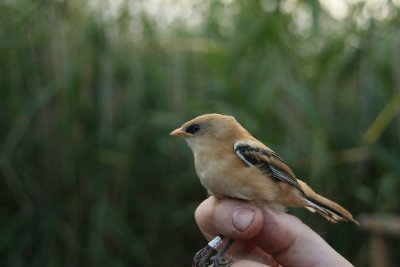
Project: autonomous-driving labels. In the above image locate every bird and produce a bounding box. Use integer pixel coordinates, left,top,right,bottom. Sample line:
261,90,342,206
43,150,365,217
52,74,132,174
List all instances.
170,113,358,266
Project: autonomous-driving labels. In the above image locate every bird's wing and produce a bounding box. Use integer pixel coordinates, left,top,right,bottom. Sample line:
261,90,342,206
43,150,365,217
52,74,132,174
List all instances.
234,141,304,193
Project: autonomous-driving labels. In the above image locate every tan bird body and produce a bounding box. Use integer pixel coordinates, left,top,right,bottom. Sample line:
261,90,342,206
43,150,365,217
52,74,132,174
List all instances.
171,113,358,224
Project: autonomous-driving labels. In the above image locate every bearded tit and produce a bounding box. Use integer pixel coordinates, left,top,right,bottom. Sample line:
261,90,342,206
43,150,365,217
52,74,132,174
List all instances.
170,113,358,266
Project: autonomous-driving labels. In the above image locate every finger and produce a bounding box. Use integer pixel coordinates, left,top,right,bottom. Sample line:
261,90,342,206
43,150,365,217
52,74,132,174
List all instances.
194,197,267,263
231,246,280,267
255,207,353,267
232,259,273,267
195,197,264,240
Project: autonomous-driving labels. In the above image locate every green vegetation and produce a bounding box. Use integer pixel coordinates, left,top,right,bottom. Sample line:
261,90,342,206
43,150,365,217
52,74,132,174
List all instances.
1,0,400,266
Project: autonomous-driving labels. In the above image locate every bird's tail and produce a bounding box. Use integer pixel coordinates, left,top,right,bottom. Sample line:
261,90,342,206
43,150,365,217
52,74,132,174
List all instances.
298,180,359,225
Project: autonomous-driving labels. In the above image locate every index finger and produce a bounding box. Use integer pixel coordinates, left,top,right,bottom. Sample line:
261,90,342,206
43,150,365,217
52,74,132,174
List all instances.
256,208,353,267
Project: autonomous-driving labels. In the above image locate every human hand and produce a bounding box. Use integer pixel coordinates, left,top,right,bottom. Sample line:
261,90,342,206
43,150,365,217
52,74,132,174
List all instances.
195,196,353,267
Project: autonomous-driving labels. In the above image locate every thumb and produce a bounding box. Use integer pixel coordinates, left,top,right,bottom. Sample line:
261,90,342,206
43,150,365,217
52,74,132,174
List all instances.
195,197,264,241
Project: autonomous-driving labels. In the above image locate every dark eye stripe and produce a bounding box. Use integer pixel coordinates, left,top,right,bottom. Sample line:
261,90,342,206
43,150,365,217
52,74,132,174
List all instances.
186,124,200,134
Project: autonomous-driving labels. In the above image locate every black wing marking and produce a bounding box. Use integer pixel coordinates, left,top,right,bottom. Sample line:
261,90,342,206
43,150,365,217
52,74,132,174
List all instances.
234,142,303,192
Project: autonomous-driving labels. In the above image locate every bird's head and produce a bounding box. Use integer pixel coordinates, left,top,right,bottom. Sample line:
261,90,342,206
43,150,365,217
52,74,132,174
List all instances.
170,113,249,151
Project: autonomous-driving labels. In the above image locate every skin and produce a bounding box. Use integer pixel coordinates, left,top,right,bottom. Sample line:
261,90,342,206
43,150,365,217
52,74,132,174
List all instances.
195,196,353,267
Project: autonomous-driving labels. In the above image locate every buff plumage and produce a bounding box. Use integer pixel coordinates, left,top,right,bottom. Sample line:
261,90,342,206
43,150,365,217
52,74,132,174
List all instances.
171,113,358,224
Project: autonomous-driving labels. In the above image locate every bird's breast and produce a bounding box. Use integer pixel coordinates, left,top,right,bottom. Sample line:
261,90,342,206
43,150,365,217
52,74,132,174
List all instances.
194,150,255,200
195,154,227,188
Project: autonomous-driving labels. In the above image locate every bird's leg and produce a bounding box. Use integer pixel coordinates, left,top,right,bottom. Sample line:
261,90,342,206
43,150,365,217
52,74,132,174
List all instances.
211,239,234,267
192,235,224,267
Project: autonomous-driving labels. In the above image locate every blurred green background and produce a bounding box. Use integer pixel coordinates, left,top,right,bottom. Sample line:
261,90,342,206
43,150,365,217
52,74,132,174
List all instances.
1,0,400,266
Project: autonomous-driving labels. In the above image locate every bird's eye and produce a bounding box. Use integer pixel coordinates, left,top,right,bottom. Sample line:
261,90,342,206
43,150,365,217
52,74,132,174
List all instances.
186,124,201,134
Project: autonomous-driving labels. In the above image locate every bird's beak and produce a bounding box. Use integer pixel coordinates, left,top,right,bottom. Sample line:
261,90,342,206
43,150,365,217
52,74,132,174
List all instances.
170,128,188,137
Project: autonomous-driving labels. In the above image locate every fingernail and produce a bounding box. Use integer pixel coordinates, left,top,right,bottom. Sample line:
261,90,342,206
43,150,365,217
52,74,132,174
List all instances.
232,207,255,232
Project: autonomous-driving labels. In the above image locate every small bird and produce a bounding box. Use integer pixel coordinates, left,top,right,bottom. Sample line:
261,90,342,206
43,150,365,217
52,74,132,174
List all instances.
170,113,358,266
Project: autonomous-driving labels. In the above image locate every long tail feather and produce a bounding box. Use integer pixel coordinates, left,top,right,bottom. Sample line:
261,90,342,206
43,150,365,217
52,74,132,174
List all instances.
298,180,359,225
